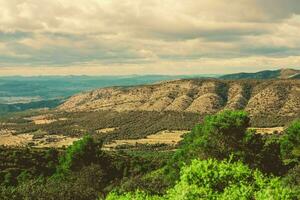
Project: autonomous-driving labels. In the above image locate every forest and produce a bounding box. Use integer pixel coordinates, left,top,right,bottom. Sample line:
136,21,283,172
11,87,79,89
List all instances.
0,110,299,199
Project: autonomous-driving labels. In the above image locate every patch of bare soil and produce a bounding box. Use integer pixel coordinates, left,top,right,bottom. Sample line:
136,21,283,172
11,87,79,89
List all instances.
0,129,79,148
96,127,117,134
0,130,32,146
103,130,188,149
248,127,284,134
34,135,79,148
25,115,67,125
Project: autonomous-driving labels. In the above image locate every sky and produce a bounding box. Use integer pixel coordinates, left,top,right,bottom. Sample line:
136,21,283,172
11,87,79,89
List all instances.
0,0,300,76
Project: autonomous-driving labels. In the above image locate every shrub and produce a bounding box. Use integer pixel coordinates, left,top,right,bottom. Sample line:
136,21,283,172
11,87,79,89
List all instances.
281,120,300,165
57,135,99,174
0,164,107,200
166,110,273,181
107,158,297,200
105,190,162,200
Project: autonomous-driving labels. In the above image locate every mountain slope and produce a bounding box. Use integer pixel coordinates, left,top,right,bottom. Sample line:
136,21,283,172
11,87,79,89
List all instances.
0,99,64,114
220,68,300,80
59,79,300,123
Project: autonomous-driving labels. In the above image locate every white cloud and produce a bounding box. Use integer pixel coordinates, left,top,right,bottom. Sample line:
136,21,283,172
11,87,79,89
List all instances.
0,0,299,75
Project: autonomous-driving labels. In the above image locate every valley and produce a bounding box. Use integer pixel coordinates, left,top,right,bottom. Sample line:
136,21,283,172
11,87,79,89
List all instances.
1,0,300,197
60,79,300,126
0,75,218,114
1,77,299,150
0,70,299,199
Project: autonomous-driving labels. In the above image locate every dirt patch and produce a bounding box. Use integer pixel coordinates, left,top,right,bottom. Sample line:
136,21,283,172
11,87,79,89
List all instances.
33,119,57,125
104,130,188,149
248,127,284,134
0,130,33,147
34,135,79,148
0,130,79,148
25,115,67,125
96,127,117,134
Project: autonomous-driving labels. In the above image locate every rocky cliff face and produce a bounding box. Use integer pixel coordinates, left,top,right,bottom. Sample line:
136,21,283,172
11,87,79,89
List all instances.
59,79,300,118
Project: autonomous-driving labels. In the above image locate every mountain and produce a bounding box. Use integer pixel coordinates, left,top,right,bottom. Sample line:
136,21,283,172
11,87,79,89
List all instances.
59,79,300,126
1,69,300,114
0,75,218,114
292,73,300,79
220,68,300,80
0,99,64,114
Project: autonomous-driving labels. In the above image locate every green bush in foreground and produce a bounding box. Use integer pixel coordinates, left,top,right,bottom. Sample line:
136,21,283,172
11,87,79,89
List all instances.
57,135,99,174
165,110,284,182
281,120,300,165
106,158,297,200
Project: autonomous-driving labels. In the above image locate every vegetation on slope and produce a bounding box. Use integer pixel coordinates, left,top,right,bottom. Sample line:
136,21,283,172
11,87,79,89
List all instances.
0,110,201,143
0,110,299,199
58,79,300,122
220,68,300,80
107,158,296,200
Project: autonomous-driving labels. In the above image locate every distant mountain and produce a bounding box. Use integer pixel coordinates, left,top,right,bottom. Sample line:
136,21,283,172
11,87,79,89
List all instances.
291,73,300,79
220,69,300,80
59,79,300,126
0,99,64,114
0,75,217,114
1,69,299,114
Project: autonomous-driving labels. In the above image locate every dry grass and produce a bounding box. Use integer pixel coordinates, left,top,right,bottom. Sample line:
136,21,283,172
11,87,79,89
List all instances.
33,119,57,125
0,130,79,148
248,127,284,134
25,115,67,125
34,135,79,148
0,125,286,149
103,130,188,149
96,127,117,134
0,130,32,147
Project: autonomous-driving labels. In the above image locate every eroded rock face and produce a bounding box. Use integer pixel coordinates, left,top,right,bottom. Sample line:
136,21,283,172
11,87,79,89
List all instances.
223,84,248,110
279,85,300,116
59,79,300,118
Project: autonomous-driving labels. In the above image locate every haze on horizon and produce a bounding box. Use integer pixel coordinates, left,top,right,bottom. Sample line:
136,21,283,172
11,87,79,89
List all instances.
0,0,300,76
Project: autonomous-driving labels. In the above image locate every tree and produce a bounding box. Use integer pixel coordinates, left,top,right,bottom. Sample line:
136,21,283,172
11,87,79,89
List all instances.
281,120,300,165
57,135,100,174
166,111,265,180
107,158,297,200
182,110,252,159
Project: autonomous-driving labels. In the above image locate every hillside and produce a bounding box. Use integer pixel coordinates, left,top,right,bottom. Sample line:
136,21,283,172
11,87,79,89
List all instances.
0,75,218,114
2,69,300,114
0,99,63,114
59,79,300,123
220,68,300,80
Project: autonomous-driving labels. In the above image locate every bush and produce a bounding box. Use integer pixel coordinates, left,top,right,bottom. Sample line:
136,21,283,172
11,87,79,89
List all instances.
57,135,100,174
105,190,162,200
281,120,300,165
284,164,300,186
0,164,107,200
107,158,297,200
118,168,171,195
165,110,275,181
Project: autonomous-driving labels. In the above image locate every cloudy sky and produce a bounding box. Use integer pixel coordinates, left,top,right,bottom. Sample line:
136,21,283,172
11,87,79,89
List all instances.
0,0,300,76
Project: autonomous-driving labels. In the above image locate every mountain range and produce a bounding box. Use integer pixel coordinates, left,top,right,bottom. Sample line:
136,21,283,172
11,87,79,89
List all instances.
1,68,299,114
220,68,300,80
59,78,299,115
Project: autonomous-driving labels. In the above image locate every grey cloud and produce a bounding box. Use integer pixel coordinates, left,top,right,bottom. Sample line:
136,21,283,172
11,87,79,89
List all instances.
240,46,300,57
0,32,154,66
0,32,33,42
256,0,300,20
0,0,299,74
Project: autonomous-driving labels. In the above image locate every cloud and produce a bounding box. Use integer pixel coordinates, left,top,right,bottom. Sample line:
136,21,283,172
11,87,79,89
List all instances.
0,0,299,75
1,55,300,76
256,0,300,20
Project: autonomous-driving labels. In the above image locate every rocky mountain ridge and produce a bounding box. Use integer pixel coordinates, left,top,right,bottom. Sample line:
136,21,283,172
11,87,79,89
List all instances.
59,79,300,119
